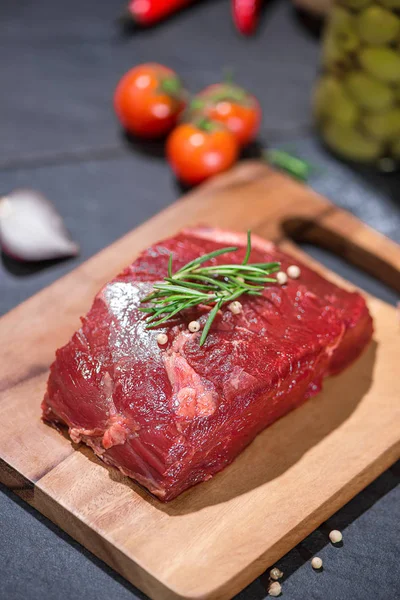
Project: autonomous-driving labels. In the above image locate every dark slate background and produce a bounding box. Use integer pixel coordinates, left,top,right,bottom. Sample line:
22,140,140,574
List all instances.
0,1,399,599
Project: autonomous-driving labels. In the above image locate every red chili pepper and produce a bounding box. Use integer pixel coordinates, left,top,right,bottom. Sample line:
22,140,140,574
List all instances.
232,0,261,35
127,0,196,26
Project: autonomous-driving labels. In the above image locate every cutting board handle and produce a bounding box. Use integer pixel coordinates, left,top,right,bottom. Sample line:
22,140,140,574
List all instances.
282,206,400,294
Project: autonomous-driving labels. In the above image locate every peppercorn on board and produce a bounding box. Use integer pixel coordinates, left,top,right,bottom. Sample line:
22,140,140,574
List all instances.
0,162,399,600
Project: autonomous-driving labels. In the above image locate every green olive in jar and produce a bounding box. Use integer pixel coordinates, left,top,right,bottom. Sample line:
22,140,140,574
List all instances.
322,35,354,71
314,76,358,125
341,0,372,10
345,72,395,111
380,0,400,9
355,6,400,45
321,121,382,161
362,109,400,141
327,7,359,52
359,47,400,83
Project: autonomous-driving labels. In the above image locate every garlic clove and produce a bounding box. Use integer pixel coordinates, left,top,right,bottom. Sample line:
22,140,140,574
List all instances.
0,189,79,262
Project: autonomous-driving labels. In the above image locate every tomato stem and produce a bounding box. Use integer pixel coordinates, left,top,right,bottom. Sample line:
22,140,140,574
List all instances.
205,84,248,106
160,77,182,97
197,117,216,132
190,98,206,112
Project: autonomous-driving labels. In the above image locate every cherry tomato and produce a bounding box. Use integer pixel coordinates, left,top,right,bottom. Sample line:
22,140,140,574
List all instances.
167,120,239,185
188,82,261,147
114,63,187,138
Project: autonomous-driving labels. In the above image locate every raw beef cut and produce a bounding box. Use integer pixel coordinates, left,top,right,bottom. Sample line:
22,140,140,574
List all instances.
42,228,373,501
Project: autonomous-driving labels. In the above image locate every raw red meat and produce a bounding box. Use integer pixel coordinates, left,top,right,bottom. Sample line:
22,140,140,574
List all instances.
42,228,373,501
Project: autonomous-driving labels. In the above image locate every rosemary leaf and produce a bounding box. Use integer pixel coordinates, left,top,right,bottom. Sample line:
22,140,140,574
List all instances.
152,283,209,297
238,275,277,283
164,277,210,291
176,245,238,273
242,230,252,265
200,300,223,347
202,264,272,274
146,299,195,328
168,253,173,278
250,262,281,270
182,273,232,291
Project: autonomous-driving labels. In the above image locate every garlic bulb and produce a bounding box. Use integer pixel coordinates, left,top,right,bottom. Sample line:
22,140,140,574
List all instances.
0,189,79,261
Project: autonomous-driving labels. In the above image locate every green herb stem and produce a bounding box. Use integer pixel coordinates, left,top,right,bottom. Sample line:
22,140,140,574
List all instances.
264,149,312,182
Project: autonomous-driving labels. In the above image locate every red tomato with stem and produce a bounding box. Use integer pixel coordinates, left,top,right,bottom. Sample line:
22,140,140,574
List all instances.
167,119,239,185
187,82,261,147
114,63,187,138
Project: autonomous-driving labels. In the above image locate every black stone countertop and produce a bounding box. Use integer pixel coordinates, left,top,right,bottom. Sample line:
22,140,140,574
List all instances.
1,1,399,599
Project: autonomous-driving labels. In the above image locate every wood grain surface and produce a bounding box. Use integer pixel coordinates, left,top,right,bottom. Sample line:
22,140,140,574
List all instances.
0,162,399,600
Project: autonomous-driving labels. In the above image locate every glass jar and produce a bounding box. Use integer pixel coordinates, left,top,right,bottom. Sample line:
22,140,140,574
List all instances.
313,0,400,168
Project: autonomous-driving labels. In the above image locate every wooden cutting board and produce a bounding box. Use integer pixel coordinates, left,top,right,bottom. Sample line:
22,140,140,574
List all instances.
1,162,399,600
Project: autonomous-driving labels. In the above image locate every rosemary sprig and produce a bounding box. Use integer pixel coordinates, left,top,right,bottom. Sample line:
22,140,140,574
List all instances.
139,231,280,346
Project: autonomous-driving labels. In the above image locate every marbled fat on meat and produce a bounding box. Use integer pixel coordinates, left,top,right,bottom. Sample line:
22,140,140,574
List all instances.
42,228,373,501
